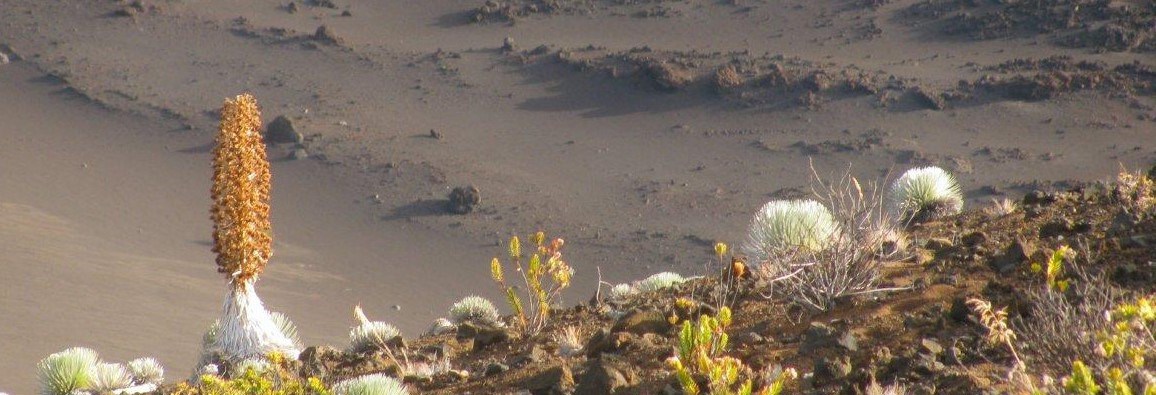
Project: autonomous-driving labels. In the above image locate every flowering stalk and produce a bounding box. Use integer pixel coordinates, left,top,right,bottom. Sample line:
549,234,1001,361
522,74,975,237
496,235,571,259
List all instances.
206,94,299,364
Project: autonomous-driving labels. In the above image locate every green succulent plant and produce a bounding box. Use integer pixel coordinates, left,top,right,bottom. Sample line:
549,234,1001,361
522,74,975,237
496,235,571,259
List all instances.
36,347,99,395
635,272,687,293
332,373,409,395
349,321,401,353
888,166,963,224
127,357,165,385
449,295,502,326
89,362,133,392
741,199,839,266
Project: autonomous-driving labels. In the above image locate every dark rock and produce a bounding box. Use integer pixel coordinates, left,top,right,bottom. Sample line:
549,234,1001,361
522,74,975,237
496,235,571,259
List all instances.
522,363,575,395
387,335,407,349
1123,234,1151,247
736,332,764,345
948,297,970,323
644,61,693,92
286,2,298,13
457,322,511,350
804,323,841,353
288,148,309,160
920,338,943,356
447,185,481,214
501,36,517,52
444,369,469,383
837,331,859,352
1113,263,1153,284
961,231,987,247
1110,211,1140,234
913,353,945,375
112,5,139,17
266,115,303,144
1072,220,1093,234
584,329,612,357
611,309,670,335
911,86,945,110
925,237,954,250
402,374,432,385
485,362,509,376
421,343,454,360
813,355,852,382
1022,190,1056,206
575,357,633,395
802,70,832,91
610,332,639,353
530,45,551,55
992,237,1034,273
310,0,338,9
1040,218,1073,238
640,333,666,347
341,9,352,16
313,25,344,45
513,344,550,366
297,345,342,379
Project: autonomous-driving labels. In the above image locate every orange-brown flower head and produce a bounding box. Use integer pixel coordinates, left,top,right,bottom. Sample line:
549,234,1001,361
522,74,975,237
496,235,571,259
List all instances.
210,93,272,286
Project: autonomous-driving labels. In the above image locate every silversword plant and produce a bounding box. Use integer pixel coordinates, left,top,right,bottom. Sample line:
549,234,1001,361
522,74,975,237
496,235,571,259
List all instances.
205,94,300,364
888,166,963,224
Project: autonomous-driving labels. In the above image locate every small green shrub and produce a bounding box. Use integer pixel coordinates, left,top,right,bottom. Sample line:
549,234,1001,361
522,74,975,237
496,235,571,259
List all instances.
665,307,794,395
1029,246,1074,293
489,231,574,335
1059,297,1156,394
179,354,330,395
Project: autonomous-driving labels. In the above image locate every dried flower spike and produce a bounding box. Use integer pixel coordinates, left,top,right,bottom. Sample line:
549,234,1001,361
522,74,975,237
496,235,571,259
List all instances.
211,93,273,285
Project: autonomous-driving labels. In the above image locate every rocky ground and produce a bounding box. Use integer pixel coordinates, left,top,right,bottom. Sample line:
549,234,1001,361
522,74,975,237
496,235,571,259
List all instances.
1,0,1153,392
166,171,1156,394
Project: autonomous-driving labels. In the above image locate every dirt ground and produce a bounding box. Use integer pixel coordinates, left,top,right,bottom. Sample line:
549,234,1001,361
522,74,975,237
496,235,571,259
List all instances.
0,0,1151,392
